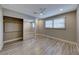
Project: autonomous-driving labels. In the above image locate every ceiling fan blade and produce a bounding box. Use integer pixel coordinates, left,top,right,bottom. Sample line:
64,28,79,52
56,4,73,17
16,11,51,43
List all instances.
33,12,38,14
33,8,46,15
40,8,46,13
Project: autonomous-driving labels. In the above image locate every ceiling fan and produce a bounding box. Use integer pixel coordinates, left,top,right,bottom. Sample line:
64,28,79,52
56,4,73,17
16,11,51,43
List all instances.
33,8,46,15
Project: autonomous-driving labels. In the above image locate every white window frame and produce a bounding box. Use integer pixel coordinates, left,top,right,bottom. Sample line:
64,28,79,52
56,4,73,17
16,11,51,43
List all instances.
31,22,35,28
44,16,66,29
45,20,53,28
53,17,65,29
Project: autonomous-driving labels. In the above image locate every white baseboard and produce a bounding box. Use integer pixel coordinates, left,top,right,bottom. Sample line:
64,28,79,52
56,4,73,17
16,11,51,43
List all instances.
23,32,35,34
36,34,77,45
3,33,77,45
4,37,23,44
0,44,3,50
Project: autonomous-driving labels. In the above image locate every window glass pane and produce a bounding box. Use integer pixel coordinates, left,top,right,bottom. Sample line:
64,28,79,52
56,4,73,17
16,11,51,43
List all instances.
45,20,53,28
32,22,35,28
54,18,65,28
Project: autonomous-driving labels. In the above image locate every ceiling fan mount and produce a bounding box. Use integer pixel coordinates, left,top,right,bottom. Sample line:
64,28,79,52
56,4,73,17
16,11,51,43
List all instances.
33,8,46,15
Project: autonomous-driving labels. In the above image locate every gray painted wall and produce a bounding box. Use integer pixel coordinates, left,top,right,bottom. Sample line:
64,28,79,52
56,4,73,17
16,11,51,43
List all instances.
3,8,36,20
3,8,36,40
77,5,79,50
23,21,35,40
0,5,3,50
36,11,76,42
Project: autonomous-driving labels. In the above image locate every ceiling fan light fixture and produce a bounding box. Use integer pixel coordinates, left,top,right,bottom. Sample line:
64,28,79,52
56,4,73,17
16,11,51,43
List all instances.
40,13,43,15
59,9,63,11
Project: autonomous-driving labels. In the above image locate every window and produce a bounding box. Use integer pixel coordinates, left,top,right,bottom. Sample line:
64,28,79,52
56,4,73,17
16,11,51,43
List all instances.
45,17,65,29
31,22,35,28
45,20,53,28
54,18,65,28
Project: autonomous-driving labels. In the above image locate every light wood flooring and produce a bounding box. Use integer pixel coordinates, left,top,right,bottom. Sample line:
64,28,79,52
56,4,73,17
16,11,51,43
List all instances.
0,36,79,55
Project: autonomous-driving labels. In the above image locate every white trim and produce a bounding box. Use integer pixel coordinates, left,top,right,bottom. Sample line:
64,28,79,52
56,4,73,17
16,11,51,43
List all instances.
23,32,35,35
0,45,3,50
24,32,35,34
4,37,22,43
36,34,77,45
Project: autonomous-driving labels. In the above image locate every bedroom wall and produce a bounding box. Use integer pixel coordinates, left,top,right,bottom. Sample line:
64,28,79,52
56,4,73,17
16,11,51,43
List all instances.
37,11,76,42
77,5,79,50
0,5,3,50
23,20,35,40
3,8,36,41
3,8,35,20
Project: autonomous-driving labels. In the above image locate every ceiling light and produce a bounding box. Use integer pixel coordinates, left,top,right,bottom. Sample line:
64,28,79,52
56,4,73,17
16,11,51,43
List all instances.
60,9,63,11
40,13,43,15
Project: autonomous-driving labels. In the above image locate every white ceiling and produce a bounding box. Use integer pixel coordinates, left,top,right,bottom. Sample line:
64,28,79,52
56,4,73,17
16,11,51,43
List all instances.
1,4,78,18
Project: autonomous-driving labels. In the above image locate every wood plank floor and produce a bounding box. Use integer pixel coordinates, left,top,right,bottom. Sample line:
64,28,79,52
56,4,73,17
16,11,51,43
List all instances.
0,36,79,55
